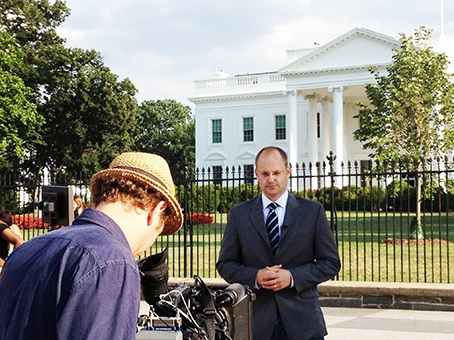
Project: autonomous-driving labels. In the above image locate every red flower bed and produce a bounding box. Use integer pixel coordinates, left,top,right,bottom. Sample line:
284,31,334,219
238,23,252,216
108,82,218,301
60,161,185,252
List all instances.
12,215,50,229
12,213,213,229
185,212,213,225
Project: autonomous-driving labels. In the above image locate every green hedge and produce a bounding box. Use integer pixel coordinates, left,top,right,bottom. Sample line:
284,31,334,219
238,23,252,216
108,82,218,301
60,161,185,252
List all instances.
177,183,260,213
177,181,454,214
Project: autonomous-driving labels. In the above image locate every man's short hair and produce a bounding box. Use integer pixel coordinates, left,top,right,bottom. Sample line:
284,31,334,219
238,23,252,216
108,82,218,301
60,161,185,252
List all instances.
255,146,289,166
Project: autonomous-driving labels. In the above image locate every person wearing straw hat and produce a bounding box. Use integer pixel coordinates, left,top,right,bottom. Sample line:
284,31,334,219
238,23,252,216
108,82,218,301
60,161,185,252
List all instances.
0,152,183,340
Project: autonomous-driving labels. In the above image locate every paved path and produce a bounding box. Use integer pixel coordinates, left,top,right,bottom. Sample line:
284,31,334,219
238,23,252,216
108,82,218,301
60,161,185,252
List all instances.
323,307,454,340
140,301,454,339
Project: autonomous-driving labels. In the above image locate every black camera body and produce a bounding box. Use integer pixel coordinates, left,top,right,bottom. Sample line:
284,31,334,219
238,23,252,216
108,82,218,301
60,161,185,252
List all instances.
137,275,254,340
39,185,74,227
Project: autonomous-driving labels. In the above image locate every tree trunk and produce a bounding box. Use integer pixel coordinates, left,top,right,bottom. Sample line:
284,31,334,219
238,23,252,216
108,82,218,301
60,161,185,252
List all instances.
409,169,425,239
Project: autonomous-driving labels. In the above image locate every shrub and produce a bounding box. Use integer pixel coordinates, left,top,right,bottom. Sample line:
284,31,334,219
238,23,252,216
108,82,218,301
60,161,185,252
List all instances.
185,212,213,225
12,215,49,229
12,215,64,229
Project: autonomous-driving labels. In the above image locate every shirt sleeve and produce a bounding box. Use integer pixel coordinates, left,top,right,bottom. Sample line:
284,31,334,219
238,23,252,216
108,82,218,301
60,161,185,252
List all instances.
0,223,8,233
57,261,140,339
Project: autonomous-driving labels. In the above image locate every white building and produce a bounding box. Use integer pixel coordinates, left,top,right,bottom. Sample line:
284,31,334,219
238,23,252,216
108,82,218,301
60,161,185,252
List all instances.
189,27,452,182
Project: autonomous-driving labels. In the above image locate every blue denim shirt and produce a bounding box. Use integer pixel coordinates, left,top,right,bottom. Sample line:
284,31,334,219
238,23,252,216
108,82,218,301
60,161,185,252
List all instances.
0,208,140,340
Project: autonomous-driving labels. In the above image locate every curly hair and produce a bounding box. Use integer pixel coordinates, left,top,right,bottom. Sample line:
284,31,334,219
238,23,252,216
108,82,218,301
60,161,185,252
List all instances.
90,177,171,219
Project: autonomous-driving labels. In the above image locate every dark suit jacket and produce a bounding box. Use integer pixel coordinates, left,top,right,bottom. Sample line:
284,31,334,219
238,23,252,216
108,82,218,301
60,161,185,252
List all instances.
216,194,341,340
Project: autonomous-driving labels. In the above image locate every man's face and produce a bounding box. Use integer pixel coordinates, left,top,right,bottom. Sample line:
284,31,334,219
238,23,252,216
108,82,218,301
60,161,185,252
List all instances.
255,149,290,201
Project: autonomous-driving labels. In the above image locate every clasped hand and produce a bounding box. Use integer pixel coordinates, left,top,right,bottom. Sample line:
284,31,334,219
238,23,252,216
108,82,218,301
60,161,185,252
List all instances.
257,264,291,291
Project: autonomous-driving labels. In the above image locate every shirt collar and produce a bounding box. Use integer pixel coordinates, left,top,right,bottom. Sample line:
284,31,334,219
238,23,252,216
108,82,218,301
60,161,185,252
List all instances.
261,190,289,209
72,208,130,249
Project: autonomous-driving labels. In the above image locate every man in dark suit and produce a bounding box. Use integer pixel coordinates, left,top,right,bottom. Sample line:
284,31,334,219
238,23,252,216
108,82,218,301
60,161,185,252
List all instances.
217,146,341,340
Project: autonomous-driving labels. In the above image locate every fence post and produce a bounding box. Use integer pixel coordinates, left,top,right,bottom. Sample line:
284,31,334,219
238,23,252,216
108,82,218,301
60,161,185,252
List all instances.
182,168,188,278
327,152,338,243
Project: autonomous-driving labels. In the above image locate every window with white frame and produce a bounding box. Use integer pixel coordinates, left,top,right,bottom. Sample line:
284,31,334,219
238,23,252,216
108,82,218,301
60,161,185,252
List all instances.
243,164,254,185
243,117,254,142
212,119,222,143
212,165,222,185
275,115,286,140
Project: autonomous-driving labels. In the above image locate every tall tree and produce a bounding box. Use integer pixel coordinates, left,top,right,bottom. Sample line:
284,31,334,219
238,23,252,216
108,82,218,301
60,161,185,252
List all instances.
0,31,44,171
0,0,69,95
133,99,195,181
1,1,139,181
30,47,138,176
354,27,454,238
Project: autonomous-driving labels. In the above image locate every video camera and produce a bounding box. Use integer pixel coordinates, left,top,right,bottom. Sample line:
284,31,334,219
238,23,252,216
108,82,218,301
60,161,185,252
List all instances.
38,185,74,228
137,250,254,340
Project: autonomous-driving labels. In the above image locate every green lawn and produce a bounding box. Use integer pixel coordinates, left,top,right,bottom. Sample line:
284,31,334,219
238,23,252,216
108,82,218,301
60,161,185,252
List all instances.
334,211,454,282
21,212,454,283
338,240,454,282
147,212,454,282
332,211,454,243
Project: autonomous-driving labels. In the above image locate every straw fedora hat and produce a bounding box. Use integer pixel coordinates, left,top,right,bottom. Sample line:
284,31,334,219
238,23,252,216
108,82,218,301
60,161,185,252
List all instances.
90,152,183,235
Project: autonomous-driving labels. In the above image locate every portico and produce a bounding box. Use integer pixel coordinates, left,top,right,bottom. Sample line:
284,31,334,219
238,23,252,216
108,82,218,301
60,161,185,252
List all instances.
283,82,371,176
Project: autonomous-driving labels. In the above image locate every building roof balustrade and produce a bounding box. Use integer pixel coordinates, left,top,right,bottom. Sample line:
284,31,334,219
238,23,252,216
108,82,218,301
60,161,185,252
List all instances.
191,72,287,101
194,72,286,90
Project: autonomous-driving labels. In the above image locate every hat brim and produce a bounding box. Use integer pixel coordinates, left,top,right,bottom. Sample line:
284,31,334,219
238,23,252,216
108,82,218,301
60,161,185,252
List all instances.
90,168,183,236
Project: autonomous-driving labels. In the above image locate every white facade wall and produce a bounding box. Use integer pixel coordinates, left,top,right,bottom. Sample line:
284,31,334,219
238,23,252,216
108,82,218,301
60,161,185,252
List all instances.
190,28,453,178
195,93,290,171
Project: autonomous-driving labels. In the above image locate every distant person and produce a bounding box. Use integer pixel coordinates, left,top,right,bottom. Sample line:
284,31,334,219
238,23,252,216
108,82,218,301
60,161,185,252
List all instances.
7,223,22,257
0,205,24,272
0,152,183,339
217,146,341,340
73,194,87,218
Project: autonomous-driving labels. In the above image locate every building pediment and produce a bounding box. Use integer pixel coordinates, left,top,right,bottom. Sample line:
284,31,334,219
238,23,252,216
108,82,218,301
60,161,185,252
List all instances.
236,151,255,161
204,152,227,162
280,27,400,75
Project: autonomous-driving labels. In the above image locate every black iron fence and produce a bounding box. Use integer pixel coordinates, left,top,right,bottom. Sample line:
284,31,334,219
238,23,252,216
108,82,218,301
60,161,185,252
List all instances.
1,154,453,283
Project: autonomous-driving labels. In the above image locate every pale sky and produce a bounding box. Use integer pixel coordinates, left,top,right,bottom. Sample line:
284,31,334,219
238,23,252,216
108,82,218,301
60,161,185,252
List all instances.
57,0,454,108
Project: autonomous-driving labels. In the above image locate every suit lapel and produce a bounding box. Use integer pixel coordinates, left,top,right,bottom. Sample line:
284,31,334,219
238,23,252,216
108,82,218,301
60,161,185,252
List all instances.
248,197,270,246
280,194,298,241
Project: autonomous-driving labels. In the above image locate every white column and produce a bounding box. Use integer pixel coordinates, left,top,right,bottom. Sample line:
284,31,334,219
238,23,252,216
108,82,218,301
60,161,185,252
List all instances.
320,96,331,161
286,90,298,169
329,86,344,176
305,94,318,165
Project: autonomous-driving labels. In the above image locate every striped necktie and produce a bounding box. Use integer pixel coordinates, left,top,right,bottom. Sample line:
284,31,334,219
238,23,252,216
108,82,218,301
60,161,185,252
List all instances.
266,202,279,254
